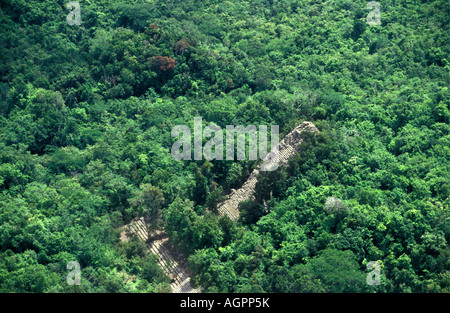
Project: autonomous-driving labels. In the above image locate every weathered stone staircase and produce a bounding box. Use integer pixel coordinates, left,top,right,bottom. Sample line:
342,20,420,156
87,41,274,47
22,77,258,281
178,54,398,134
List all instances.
121,217,200,293
217,121,319,220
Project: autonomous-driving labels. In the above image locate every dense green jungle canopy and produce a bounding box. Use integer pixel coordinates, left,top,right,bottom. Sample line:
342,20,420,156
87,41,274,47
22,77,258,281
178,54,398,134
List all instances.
0,0,449,293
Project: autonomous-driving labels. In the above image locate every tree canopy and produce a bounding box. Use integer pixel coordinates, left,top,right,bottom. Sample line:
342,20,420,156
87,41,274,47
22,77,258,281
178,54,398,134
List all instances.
0,0,448,293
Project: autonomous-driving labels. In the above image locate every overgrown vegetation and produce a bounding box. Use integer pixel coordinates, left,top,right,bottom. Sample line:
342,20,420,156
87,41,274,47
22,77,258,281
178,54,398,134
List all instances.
0,0,448,293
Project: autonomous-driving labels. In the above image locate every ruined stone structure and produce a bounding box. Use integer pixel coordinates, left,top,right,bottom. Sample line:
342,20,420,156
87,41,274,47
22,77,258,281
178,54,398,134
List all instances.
120,218,200,293
120,121,318,293
217,121,319,220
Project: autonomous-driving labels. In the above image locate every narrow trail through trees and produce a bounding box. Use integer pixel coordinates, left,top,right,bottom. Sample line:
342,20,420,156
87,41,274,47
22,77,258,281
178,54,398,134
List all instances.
120,121,318,292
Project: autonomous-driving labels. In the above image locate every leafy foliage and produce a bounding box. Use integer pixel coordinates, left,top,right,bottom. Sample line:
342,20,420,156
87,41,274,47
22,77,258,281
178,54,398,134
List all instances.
0,0,448,293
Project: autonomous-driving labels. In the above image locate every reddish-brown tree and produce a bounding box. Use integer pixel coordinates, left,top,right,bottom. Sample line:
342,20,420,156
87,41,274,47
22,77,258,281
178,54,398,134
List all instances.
151,56,176,72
